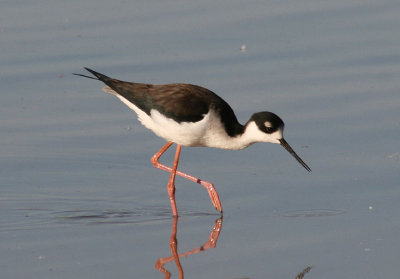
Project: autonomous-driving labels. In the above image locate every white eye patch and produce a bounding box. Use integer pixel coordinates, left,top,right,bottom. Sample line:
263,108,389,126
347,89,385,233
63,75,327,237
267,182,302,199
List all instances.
264,121,272,128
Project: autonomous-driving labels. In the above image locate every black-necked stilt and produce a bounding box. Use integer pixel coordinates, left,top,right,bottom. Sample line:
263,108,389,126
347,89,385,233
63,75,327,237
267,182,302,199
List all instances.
74,68,311,216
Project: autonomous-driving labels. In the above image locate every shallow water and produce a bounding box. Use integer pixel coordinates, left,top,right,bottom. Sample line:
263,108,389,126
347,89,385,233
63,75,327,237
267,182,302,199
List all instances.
1,0,400,278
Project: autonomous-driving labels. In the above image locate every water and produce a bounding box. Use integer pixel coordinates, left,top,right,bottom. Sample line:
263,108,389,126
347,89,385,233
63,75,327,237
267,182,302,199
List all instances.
1,0,400,278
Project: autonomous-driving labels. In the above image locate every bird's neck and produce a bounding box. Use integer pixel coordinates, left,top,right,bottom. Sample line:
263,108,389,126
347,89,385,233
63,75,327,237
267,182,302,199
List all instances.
206,118,264,150
229,121,260,149
221,120,274,150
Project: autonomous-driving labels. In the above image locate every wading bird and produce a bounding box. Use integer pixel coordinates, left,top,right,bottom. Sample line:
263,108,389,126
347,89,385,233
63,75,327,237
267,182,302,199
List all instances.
75,68,311,216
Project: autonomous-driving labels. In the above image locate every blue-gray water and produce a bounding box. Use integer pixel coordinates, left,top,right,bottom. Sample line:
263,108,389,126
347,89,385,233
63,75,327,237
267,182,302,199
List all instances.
1,0,399,278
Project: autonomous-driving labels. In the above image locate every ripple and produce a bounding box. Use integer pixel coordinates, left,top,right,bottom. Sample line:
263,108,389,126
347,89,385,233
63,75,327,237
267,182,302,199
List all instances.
1,196,218,231
53,207,218,225
53,207,171,225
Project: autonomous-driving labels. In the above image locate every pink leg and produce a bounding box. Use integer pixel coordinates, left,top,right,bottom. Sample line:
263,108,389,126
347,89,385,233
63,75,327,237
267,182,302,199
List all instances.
167,144,181,216
151,142,223,214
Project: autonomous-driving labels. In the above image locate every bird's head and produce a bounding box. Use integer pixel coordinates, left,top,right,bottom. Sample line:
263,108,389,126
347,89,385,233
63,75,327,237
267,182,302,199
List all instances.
246,112,311,172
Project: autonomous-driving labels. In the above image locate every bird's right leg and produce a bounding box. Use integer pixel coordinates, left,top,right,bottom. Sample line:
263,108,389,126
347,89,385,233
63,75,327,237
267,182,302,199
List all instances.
151,142,222,214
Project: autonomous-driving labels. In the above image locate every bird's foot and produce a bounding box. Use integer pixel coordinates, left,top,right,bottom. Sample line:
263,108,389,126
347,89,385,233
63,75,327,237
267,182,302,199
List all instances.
200,181,222,214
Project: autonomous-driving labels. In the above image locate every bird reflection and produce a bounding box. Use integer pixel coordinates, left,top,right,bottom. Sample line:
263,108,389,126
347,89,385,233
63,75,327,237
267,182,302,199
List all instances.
155,216,223,279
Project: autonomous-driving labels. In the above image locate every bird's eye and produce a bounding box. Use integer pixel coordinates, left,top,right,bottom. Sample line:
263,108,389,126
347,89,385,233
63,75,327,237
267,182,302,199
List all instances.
265,127,273,133
263,121,274,133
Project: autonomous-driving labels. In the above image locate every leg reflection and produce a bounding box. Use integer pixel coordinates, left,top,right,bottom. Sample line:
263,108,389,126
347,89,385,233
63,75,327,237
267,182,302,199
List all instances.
155,216,223,279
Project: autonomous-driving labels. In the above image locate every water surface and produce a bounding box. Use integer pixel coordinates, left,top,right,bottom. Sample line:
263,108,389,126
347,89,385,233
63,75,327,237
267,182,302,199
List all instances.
1,0,400,278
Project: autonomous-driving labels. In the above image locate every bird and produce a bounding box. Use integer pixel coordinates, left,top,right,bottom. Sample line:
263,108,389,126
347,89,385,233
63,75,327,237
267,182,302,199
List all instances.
74,67,311,216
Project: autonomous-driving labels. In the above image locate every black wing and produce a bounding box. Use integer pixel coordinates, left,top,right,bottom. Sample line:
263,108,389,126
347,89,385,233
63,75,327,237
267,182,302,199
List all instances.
81,68,244,135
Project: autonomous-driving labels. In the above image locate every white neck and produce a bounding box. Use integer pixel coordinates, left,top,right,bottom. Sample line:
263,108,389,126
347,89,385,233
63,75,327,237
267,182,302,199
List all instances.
202,120,280,150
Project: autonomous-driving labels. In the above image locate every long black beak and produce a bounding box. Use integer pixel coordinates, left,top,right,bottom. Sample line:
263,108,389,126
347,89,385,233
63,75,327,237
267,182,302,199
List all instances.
279,138,311,172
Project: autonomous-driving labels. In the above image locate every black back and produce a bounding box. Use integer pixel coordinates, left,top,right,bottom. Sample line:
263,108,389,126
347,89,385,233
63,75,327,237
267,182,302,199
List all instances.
83,68,244,137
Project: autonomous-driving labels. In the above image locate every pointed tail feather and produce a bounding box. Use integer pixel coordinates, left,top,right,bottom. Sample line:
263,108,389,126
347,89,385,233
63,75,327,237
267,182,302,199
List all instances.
72,73,99,80
83,67,112,81
72,68,112,82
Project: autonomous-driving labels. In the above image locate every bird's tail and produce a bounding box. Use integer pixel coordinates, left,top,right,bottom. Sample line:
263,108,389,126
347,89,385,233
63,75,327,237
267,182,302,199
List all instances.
72,67,112,82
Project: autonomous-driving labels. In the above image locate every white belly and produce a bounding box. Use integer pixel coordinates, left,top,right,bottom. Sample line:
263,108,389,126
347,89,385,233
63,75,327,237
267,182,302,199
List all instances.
114,93,246,149
146,109,210,146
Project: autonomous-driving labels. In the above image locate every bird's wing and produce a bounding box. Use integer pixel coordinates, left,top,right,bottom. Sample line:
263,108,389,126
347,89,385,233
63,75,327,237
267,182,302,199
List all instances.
103,80,213,122
81,68,241,132
146,83,215,122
